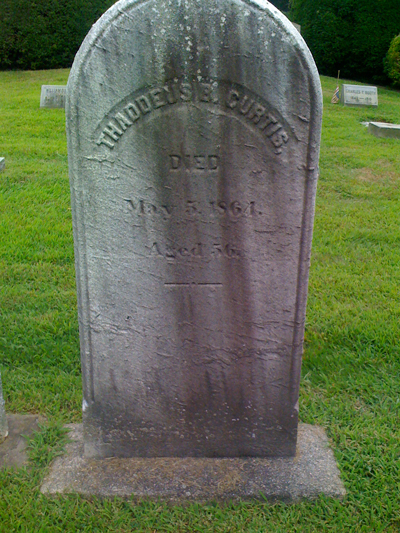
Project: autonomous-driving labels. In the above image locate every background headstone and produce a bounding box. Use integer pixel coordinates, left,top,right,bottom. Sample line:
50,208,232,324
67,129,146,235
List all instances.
0,372,8,444
341,84,378,107
67,0,322,459
40,85,67,109
368,121,400,139
0,157,5,172
292,22,301,33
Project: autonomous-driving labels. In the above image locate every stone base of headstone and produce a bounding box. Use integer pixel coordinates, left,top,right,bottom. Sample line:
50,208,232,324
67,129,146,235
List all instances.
0,157,5,172
368,122,400,139
41,423,345,502
0,414,45,469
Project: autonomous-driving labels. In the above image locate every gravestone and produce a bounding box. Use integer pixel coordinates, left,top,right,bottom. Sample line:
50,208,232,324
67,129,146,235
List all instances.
0,157,5,172
341,84,378,107
368,121,400,139
40,85,67,109
67,0,322,460
292,22,301,33
0,372,8,444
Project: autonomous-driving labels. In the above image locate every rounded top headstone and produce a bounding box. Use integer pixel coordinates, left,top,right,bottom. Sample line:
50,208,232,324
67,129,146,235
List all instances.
67,0,322,459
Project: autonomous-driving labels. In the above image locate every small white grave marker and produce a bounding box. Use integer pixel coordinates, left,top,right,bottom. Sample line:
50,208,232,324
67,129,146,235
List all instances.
368,122,400,139
341,84,378,107
40,85,67,109
0,158,5,172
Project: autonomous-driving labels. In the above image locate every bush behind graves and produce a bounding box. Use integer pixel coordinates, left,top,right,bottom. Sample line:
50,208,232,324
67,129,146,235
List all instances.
269,0,290,12
0,0,115,70
0,0,292,71
289,0,400,83
385,34,400,87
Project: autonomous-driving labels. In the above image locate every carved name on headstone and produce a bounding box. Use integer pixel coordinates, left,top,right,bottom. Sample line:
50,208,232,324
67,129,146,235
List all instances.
67,0,322,459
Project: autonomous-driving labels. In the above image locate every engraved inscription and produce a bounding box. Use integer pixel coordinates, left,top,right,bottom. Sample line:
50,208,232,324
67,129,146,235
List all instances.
164,283,223,288
95,79,290,154
150,242,242,260
209,200,259,217
124,199,172,218
169,154,219,170
226,88,289,150
124,198,261,219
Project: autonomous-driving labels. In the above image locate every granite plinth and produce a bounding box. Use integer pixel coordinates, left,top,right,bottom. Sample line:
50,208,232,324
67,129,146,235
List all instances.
41,423,345,502
368,122,400,139
0,414,45,468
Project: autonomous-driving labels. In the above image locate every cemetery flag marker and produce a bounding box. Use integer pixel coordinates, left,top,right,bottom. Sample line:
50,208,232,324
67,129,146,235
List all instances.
331,71,340,104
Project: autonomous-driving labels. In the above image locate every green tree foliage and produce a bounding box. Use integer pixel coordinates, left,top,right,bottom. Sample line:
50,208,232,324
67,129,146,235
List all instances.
0,0,115,70
290,0,400,83
385,34,400,87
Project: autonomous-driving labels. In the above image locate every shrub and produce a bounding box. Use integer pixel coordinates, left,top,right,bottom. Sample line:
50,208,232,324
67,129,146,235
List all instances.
289,0,400,83
270,0,290,12
385,35,400,87
0,0,115,70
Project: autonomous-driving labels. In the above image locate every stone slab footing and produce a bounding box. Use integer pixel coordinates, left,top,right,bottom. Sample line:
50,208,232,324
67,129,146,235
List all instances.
369,121,400,139
41,423,345,502
0,414,45,468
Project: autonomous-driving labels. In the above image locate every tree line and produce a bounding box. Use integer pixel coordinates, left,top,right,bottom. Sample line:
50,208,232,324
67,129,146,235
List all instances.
0,0,114,70
290,0,400,84
0,0,399,85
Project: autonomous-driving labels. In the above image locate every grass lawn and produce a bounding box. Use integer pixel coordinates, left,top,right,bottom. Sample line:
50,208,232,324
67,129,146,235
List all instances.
0,69,399,532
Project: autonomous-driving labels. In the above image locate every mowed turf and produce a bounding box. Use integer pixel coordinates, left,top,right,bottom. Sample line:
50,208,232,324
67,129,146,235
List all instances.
0,70,399,532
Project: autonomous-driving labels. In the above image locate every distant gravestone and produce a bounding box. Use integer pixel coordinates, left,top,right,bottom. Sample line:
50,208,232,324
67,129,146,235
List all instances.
67,0,322,459
341,84,378,107
40,85,67,108
0,372,8,444
0,158,4,172
292,22,301,33
368,121,400,139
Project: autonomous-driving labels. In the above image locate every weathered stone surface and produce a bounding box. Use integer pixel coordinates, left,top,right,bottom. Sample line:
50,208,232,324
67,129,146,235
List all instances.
368,121,400,139
41,423,345,502
0,157,5,172
0,415,45,468
67,0,322,458
341,84,378,107
40,85,66,108
0,373,8,444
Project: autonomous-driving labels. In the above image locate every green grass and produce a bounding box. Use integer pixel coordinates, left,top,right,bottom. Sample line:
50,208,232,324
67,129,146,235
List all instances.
0,70,399,531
